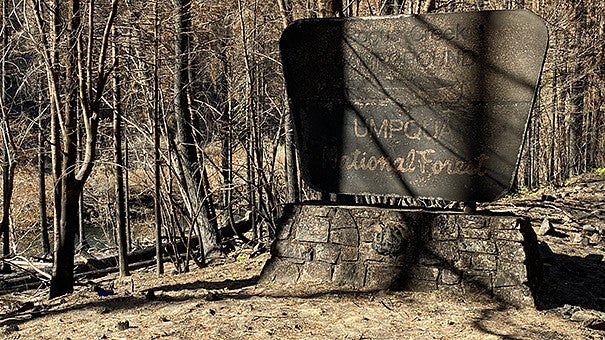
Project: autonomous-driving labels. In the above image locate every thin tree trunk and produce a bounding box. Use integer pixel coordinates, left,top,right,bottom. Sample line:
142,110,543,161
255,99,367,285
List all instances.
238,0,260,238
38,100,50,256
47,0,63,267
124,133,131,250
214,32,233,224
569,1,585,176
584,5,599,171
173,0,221,257
277,0,292,27
549,30,558,182
0,141,15,273
277,0,300,204
113,26,129,277
50,188,79,297
153,0,163,275
218,54,239,237
596,7,605,169
31,0,66,293
77,107,86,249
220,99,232,208
0,0,15,273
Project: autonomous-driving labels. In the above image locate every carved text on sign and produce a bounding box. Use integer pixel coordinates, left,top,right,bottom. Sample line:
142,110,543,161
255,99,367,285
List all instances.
322,147,489,183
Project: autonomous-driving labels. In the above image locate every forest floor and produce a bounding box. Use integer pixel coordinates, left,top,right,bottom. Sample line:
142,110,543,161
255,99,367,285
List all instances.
1,172,605,339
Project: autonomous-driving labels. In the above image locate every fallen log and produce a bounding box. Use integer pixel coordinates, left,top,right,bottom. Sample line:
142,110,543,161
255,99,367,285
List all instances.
74,259,158,281
1,275,41,286
0,281,44,295
4,256,52,281
0,256,51,294
0,236,210,294
218,211,253,241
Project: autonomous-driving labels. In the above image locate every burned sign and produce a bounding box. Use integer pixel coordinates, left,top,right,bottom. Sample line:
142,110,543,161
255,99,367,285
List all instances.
281,10,548,202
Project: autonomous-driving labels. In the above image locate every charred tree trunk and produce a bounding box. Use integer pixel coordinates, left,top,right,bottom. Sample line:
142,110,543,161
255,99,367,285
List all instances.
45,0,118,297
113,27,129,277
153,0,163,275
568,1,586,176
49,0,81,296
318,0,342,17
277,0,300,204
38,101,50,256
237,0,258,238
173,0,221,257
0,0,16,273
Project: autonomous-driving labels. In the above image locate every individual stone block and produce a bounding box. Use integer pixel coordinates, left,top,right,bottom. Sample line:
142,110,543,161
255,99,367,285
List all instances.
408,266,439,282
496,241,526,263
462,270,493,291
471,253,497,271
464,216,488,229
493,217,523,230
333,262,365,287
295,216,329,243
440,268,461,285
315,243,341,264
312,206,334,218
359,220,380,242
493,270,523,288
431,215,459,241
372,223,411,256
459,239,497,254
359,241,388,262
331,227,359,246
365,264,402,290
455,252,473,270
427,241,460,262
331,209,357,229
493,229,524,241
300,261,333,282
417,251,442,267
498,261,528,280
405,279,438,291
274,242,313,263
461,227,492,240
493,286,534,307
260,258,301,284
276,217,294,240
340,246,359,262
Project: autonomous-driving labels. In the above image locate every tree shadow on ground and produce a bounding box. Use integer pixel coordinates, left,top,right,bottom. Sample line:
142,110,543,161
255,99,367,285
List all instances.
0,275,267,328
536,252,605,312
3,247,603,335
471,303,574,340
0,275,385,330
154,276,260,293
0,295,151,328
151,276,394,304
469,249,605,338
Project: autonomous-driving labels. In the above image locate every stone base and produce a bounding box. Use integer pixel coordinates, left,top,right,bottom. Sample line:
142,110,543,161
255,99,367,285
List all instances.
260,204,543,307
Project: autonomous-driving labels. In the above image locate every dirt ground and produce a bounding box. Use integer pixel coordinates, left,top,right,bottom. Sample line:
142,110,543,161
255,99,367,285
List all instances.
1,173,605,339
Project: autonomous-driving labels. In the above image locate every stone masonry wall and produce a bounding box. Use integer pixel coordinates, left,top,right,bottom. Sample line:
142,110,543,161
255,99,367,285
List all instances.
260,204,543,307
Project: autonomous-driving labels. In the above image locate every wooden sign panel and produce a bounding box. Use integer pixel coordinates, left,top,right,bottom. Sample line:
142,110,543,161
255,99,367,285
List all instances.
281,10,548,202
